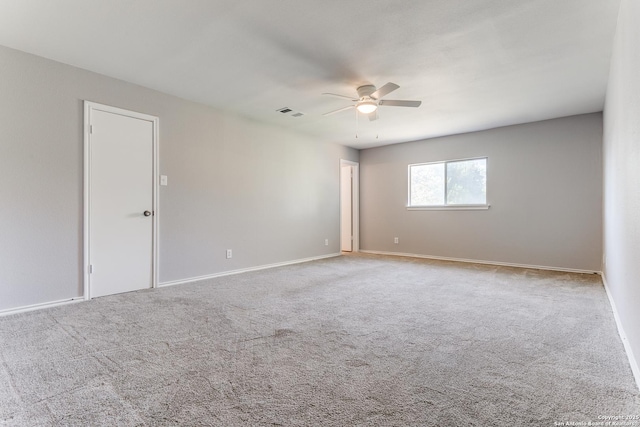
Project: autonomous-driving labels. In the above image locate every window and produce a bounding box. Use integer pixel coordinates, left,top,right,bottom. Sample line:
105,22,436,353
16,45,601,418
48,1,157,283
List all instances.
408,157,487,209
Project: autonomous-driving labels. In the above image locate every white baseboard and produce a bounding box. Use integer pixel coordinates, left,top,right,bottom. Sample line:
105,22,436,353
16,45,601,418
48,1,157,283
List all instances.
601,273,640,391
0,297,84,317
359,250,599,274
159,253,342,288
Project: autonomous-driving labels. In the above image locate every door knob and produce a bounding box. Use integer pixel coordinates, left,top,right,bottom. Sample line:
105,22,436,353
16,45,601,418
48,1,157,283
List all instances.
143,211,151,217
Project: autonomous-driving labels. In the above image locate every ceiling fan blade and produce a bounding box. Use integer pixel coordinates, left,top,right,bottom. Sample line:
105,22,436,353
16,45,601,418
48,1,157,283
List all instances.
370,82,399,100
323,105,355,116
378,100,422,108
322,92,358,101
368,110,378,121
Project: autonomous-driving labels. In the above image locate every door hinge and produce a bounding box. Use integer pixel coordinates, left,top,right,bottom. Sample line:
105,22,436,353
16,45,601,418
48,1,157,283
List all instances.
89,264,93,274
90,125,94,134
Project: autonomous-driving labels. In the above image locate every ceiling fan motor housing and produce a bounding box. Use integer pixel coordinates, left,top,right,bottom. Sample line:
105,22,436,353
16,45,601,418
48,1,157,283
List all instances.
357,85,377,98
355,85,378,113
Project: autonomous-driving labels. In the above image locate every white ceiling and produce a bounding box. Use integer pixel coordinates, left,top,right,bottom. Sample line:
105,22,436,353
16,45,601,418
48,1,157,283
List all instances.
0,0,621,149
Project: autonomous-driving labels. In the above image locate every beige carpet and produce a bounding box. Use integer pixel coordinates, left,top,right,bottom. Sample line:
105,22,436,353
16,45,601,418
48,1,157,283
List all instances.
1,253,638,426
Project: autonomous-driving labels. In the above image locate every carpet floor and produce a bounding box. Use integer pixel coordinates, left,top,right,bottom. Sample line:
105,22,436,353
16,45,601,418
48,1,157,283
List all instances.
1,253,638,426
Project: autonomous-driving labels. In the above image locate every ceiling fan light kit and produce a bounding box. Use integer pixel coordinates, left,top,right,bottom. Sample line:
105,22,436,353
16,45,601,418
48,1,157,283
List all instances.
356,101,377,114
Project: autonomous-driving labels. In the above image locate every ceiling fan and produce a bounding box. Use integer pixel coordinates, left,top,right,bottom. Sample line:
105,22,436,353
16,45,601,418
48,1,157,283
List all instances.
322,82,421,120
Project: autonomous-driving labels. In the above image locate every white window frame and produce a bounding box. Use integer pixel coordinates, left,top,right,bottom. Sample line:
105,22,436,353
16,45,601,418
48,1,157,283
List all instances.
407,156,490,211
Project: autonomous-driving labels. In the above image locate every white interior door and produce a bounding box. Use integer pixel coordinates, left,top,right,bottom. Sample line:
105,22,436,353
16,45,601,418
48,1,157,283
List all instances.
341,165,353,252
87,104,156,298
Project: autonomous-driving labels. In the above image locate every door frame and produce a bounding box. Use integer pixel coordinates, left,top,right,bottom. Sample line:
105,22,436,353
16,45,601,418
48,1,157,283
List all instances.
340,159,359,252
83,101,159,300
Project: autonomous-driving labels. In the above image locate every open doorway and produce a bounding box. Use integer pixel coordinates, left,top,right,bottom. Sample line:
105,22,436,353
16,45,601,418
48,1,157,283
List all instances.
340,159,359,252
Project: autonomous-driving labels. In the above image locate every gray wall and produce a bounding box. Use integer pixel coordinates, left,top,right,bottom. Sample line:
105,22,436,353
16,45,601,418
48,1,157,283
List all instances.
603,0,640,382
359,114,603,271
0,45,357,311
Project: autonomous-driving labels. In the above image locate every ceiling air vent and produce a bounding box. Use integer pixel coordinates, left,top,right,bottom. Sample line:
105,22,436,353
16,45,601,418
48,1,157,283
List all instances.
276,107,304,117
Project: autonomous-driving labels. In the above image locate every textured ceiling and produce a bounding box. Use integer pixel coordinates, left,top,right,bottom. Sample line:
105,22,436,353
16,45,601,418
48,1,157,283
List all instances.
0,0,621,148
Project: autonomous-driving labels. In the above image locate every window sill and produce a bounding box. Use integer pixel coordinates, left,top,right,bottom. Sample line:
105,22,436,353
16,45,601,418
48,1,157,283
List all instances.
407,204,491,211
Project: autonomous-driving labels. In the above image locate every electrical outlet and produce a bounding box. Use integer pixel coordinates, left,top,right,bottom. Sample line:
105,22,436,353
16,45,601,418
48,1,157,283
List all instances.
394,237,399,244
226,249,232,259
325,239,329,246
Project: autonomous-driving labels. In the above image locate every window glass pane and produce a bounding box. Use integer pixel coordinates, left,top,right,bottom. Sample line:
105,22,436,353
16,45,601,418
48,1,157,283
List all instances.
446,158,486,204
410,163,445,205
